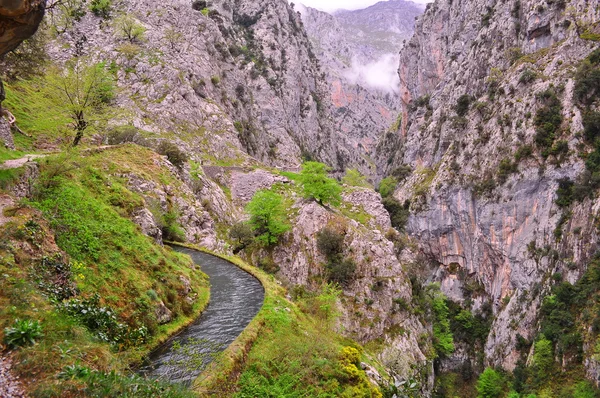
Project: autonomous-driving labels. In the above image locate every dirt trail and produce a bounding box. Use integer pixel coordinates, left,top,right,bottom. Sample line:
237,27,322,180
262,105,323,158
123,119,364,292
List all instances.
0,154,45,170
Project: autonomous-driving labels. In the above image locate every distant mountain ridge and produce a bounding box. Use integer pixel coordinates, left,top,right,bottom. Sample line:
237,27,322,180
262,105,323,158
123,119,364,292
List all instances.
298,0,423,169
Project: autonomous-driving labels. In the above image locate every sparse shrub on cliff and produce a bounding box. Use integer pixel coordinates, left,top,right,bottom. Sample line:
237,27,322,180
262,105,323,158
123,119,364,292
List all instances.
378,176,398,198
342,168,371,188
157,141,188,169
316,227,356,285
90,0,112,18
534,88,563,153
382,197,410,232
455,94,472,117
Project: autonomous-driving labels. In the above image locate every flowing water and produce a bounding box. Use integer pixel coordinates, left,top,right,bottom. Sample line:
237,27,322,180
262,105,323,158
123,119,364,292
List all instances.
139,247,264,386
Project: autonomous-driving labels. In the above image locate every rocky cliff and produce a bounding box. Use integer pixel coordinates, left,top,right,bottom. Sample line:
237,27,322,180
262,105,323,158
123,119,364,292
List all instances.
377,0,600,385
44,0,373,171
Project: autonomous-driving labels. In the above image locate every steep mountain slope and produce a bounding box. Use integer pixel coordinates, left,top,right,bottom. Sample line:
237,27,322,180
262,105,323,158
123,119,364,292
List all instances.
377,0,600,392
300,1,423,174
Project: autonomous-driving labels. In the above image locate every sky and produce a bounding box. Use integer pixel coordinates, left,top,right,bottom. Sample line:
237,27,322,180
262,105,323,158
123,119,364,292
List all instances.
292,0,430,13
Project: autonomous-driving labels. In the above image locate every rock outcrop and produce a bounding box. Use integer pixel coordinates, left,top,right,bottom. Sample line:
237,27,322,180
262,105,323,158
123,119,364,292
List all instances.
0,0,46,57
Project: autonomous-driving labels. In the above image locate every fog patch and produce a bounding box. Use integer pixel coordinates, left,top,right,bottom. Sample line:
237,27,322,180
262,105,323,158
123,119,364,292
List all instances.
343,54,400,94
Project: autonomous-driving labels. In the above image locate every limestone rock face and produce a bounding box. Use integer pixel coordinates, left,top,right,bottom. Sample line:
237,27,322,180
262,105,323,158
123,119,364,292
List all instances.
0,118,14,149
0,0,46,57
375,0,600,375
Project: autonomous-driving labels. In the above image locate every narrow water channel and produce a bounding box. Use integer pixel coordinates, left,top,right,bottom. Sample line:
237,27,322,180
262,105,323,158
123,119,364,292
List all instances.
139,247,264,386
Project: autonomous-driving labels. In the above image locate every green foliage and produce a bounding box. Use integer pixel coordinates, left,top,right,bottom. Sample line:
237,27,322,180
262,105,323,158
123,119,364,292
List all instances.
382,197,410,232
532,337,553,382
157,141,188,169
447,301,491,346
159,206,186,243
3,319,43,348
316,227,356,285
8,59,115,146
431,287,455,357
497,157,518,184
583,111,600,144
455,94,472,117
555,178,575,208
233,289,380,398
58,294,148,347
211,75,221,85
574,48,600,105
298,162,342,206
114,14,146,42
534,89,563,152
90,0,112,18
228,222,254,252
519,69,537,84
476,368,504,398
342,168,372,188
574,381,598,398
316,227,345,258
73,368,195,397
378,176,398,198
246,190,290,245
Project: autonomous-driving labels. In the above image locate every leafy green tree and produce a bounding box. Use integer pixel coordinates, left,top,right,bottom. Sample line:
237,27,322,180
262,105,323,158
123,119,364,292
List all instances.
246,190,290,245
342,168,371,188
429,286,454,357
378,176,398,198
298,162,342,206
476,367,504,398
36,60,115,146
532,336,553,382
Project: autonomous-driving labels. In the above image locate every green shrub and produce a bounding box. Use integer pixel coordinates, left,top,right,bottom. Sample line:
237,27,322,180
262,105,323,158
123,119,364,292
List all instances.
514,145,533,162
573,381,598,398
3,319,43,348
532,337,554,382
316,227,345,258
229,222,254,252
326,258,356,286
382,197,410,232
431,288,455,357
455,94,472,117
107,125,141,145
161,207,186,242
378,176,398,198
246,190,290,246
583,111,600,143
519,69,537,84
90,0,112,18
157,141,188,169
555,178,574,208
211,75,220,85
497,158,518,183
534,89,563,150
58,294,148,347
342,168,371,188
574,49,600,105
114,15,146,43
298,162,342,207
476,367,504,398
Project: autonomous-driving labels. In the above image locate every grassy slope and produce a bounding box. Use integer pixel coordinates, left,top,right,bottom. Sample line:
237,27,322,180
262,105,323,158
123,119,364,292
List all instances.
0,146,209,397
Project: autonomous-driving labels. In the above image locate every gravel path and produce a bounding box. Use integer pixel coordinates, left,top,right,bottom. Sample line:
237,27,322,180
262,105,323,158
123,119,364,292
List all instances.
0,355,27,398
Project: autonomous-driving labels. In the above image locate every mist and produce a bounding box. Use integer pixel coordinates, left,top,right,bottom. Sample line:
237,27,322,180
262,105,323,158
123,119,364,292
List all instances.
343,54,400,94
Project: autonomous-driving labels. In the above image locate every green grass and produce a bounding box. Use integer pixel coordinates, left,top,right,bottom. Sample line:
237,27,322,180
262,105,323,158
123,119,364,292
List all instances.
0,146,210,395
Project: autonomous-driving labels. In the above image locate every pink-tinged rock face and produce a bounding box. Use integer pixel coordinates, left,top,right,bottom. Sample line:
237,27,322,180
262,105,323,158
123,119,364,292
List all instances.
0,0,46,56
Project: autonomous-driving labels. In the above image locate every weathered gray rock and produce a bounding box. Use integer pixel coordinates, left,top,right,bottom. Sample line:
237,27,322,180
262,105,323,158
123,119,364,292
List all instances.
132,207,162,244
0,119,14,150
155,300,173,324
